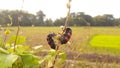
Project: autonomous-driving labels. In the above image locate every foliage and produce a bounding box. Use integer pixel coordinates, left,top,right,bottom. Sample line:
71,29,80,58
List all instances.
0,29,67,68
0,53,18,68
7,35,26,45
45,19,53,26
0,10,45,26
36,10,46,26
0,10,120,26
39,49,66,68
0,22,67,68
0,35,40,68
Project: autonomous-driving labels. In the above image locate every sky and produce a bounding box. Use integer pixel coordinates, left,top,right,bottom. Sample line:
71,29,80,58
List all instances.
0,0,120,20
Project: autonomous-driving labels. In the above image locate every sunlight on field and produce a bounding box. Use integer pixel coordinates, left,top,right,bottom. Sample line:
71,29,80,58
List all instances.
2,27,120,67
1,27,120,56
90,35,120,48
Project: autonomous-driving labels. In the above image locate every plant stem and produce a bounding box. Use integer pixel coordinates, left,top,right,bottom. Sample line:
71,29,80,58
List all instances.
4,34,7,42
64,5,70,29
64,0,71,31
2,34,7,47
50,45,60,68
14,16,21,52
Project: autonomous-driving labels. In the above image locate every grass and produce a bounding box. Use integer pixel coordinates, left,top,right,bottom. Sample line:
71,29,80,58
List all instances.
88,27,120,56
1,26,120,67
1,26,120,56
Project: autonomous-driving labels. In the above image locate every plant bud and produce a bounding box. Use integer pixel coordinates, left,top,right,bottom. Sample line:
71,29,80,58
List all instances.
5,29,11,35
66,3,70,9
69,0,72,2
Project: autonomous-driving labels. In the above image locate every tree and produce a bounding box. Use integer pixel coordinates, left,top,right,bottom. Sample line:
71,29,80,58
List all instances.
0,10,37,26
103,14,115,26
76,12,94,26
94,15,106,26
94,14,115,26
20,11,36,26
54,18,65,26
114,18,120,26
0,10,120,26
0,10,10,26
69,12,92,26
44,19,53,26
36,10,46,26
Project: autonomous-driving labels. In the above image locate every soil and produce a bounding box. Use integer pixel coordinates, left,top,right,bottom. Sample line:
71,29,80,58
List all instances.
66,52,120,63
37,51,120,63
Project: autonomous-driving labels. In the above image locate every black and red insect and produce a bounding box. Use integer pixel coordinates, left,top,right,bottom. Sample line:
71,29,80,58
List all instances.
60,28,72,44
47,28,72,49
47,33,56,49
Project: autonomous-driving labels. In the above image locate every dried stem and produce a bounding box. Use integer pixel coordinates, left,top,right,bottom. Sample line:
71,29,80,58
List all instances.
13,0,24,52
50,0,71,68
64,7,70,29
2,34,7,47
3,34,7,43
14,16,21,52
64,0,71,30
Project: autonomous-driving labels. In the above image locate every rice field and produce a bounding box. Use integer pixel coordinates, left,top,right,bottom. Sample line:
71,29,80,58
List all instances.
90,35,120,48
1,26,120,55
1,26,120,67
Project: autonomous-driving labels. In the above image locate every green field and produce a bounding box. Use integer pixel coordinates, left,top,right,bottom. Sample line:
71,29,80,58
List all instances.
90,35,120,48
1,27,120,67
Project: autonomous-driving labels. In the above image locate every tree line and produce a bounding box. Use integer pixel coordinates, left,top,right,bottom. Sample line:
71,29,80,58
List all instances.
0,10,120,26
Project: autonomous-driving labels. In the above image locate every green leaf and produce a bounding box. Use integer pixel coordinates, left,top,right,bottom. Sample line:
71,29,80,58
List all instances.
39,55,51,64
39,54,54,68
7,47,14,54
48,49,56,56
15,45,29,55
0,47,9,54
39,54,54,65
20,54,39,67
59,52,66,63
7,35,26,45
0,53,18,68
